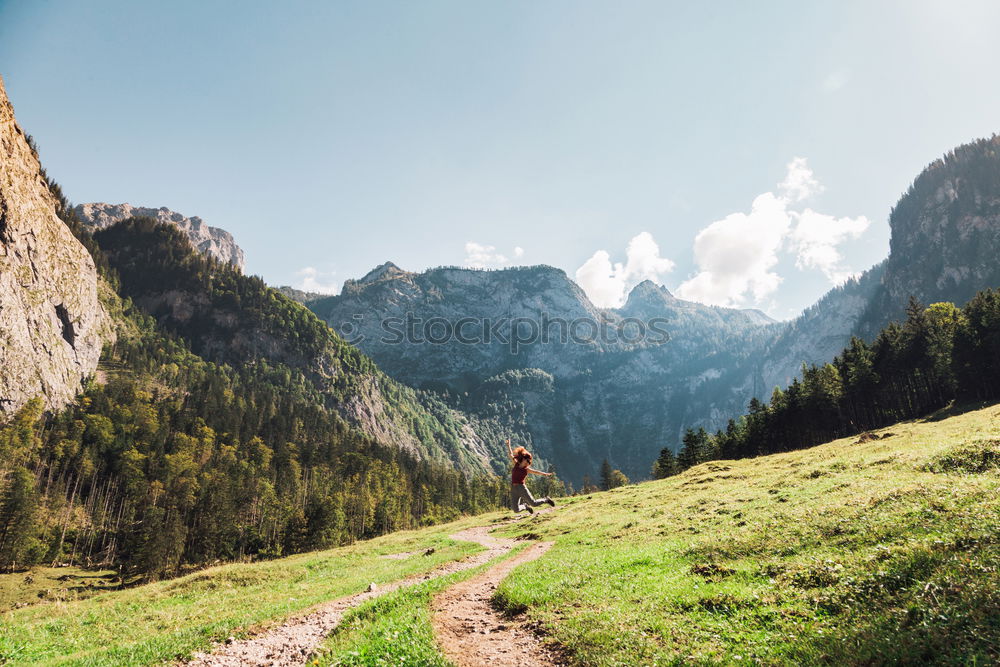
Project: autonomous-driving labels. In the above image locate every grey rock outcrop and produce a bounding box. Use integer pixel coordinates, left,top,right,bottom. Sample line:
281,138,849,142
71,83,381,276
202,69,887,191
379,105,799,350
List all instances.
74,202,245,271
0,75,112,418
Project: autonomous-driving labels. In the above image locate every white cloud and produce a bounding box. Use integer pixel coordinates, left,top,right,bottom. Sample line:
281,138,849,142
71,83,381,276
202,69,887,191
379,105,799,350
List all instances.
778,156,824,202
464,242,526,269
575,232,675,308
295,267,340,294
675,157,870,307
675,192,791,306
788,209,870,284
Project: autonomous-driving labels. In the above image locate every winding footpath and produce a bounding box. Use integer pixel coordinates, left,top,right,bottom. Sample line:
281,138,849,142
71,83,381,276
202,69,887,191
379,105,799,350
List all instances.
185,515,561,667
431,539,562,666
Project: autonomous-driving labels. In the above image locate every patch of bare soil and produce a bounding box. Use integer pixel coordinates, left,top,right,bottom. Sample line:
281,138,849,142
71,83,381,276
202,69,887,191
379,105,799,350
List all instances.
431,539,566,666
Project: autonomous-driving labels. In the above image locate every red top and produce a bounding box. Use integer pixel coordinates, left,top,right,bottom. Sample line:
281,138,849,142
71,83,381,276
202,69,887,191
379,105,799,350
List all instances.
511,462,528,484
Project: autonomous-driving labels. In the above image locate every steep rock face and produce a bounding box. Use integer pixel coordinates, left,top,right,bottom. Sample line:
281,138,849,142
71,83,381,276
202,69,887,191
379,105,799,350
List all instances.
310,264,627,386
74,202,245,271
0,76,112,417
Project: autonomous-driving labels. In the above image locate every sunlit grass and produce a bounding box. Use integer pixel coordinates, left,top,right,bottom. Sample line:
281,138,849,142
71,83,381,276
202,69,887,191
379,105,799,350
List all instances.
313,545,527,666
492,403,1000,664
0,515,493,666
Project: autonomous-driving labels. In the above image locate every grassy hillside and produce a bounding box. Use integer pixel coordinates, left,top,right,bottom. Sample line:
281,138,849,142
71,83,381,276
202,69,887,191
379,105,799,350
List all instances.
2,402,998,665
0,518,486,665
494,402,1000,664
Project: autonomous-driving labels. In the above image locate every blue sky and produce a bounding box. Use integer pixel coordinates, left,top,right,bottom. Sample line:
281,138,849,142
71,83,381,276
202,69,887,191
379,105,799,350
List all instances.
3,0,999,318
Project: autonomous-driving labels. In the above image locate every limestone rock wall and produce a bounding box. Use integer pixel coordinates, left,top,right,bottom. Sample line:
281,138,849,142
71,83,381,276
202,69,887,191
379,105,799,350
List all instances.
0,75,112,418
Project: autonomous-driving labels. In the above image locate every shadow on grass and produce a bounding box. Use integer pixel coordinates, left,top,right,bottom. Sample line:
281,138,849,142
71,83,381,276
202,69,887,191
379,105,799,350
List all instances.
919,399,993,423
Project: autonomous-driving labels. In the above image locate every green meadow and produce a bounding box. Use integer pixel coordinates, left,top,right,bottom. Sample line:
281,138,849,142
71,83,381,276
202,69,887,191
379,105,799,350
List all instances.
2,404,999,665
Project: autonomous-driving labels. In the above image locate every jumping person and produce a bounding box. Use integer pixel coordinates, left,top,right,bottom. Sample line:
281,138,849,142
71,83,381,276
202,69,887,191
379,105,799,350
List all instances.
506,438,556,514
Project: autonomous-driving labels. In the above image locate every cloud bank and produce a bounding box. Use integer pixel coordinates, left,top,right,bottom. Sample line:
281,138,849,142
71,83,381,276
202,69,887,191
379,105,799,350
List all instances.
463,242,525,269
575,232,676,308
675,157,870,307
295,266,340,294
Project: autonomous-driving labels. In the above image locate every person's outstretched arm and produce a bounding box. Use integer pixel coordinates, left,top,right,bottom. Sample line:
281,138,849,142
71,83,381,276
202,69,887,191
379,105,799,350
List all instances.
527,467,554,477
506,438,515,460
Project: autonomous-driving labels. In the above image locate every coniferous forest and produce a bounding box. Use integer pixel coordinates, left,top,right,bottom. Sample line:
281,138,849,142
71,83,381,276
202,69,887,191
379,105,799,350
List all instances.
658,292,1000,477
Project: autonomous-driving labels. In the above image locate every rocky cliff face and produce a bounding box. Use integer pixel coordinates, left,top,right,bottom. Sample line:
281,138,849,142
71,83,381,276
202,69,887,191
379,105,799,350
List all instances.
860,136,1000,333
310,263,628,386
0,76,112,417
74,202,245,271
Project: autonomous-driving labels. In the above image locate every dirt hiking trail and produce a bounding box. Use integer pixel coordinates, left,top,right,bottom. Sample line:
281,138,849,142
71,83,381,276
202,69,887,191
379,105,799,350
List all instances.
185,512,556,666
431,538,564,666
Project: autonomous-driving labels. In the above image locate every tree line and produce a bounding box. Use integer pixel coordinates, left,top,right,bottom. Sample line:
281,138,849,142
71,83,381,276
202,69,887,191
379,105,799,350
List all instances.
654,292,1000,477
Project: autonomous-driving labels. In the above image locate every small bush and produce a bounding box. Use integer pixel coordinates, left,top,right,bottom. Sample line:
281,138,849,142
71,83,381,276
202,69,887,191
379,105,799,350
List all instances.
924,439,1000,473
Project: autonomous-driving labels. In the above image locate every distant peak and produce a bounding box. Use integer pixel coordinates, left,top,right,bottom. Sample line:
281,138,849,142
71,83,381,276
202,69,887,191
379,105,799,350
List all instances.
740,308,777,325
622,280,675,310
630,280,672,298
358,262,406,284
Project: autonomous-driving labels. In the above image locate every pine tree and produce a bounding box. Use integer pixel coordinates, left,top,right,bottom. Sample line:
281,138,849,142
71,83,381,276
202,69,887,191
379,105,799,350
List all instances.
677,428,709,471
652,447,677,479
607,469,629,489
599,459,614,491
0,467,40,570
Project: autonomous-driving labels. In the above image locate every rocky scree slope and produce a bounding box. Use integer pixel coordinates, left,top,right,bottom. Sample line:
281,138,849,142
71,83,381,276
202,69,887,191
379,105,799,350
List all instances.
0,75,112,418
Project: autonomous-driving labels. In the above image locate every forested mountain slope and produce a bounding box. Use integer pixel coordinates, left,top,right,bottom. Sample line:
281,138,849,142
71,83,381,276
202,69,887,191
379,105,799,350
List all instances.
0,218,514,579
0,78,533,581
92,219,500,475
745,134,1000,402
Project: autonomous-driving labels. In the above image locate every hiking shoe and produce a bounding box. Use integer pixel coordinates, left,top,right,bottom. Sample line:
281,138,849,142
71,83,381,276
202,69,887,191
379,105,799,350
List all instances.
545,497,556,507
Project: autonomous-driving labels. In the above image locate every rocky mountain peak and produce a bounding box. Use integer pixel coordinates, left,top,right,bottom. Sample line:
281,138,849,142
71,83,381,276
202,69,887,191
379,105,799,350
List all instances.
74,202,245,271
622,280,675,310
860,134,1000,329
0,75,113,417
358,261,407,284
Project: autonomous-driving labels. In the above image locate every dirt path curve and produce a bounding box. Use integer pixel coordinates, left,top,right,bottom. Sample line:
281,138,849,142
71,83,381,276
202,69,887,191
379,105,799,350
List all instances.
432,539,565,666
184,520,530,667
